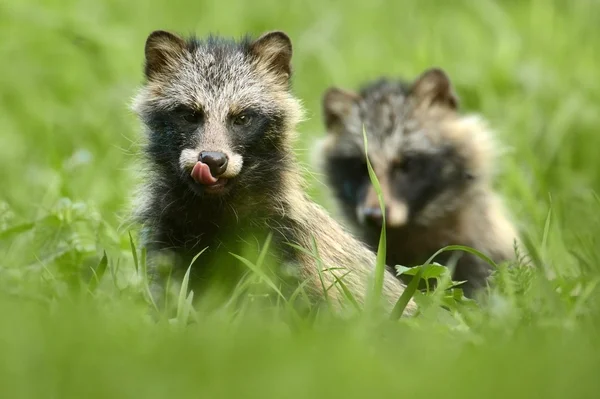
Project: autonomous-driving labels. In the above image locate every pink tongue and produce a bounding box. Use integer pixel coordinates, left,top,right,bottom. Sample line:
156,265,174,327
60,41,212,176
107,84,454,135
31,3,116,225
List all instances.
191,162,218,185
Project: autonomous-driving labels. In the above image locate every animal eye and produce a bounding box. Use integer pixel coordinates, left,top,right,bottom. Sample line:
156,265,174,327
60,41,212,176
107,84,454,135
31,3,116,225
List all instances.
398,157,413,172
183,111,203,124
233,114,252,126
175,105,204,124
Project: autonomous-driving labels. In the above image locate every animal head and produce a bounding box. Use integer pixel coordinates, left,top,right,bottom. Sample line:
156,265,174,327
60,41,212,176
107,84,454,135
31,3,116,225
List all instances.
132,30,304,198
318,68,497,231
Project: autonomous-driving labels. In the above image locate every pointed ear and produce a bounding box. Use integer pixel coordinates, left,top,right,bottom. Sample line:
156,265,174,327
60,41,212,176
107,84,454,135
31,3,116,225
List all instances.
144,30,186,81
409,68,459,110
322,87,360,133
249,31,293,84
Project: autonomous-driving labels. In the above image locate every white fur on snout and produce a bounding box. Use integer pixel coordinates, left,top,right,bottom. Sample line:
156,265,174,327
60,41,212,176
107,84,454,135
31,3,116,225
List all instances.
387,201,408,227
178,148,244,178
179,149,199,171
356,200,408,227
222,153,243,178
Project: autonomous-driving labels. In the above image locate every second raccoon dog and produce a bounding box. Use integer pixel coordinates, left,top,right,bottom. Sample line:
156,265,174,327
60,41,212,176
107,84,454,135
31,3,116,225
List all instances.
318,68,519,297
130,29,416,315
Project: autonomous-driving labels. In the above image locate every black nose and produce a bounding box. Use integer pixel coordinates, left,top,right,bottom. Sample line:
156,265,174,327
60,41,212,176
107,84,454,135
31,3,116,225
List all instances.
362,206,385,226
199,151,228,177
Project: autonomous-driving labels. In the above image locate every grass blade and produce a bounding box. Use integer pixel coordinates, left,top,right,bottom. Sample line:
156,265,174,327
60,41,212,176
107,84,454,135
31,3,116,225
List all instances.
0,222,35,241
140,246,158,312
329,270,361,312
284,240,334,307
310,235,332,308
176,264,194,322
175,247,207,322
541,201,552,256
88,251,108,293
229,253,286,301
390,265,425,319
128,231,139,273
361,125,387,311
255,232,273,271
287,279,311,309
224,271,258,309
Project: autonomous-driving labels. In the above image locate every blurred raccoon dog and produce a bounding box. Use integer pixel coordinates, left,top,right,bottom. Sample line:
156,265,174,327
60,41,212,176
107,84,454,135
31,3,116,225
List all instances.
317,68,520,298
130,29,416,315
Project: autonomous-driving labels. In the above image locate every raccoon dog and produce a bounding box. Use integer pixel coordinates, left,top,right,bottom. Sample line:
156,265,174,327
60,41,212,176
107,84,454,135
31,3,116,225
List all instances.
318,68,520,297
130,29,416,314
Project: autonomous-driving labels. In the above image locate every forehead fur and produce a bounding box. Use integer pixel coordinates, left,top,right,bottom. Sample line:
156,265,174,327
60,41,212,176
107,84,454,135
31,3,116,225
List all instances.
321,77,499,179
132,33,303,125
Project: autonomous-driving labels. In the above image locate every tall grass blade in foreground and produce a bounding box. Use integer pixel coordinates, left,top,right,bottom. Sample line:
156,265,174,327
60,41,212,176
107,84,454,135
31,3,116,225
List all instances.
361,125,393,314
174,247,207,325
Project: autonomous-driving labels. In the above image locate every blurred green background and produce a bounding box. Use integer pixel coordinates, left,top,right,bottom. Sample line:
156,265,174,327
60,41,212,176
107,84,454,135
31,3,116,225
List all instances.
1,0,600,397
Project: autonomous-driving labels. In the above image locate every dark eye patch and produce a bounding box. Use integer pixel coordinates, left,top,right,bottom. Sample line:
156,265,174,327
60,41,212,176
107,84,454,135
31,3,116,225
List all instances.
324,155,371,206
142,105,205,168
144,104,201,136
228,108,282,144
391,151,466,218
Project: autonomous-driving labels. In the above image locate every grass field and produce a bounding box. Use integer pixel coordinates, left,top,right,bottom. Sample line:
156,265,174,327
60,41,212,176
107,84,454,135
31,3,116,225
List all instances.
1,0,600,397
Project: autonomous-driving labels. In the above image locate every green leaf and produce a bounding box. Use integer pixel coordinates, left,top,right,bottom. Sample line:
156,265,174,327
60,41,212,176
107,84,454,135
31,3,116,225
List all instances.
395,265,412,276
396,264,448,280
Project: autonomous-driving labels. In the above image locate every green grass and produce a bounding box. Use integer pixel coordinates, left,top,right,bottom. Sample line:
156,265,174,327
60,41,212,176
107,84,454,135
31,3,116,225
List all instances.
2,0,600,397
